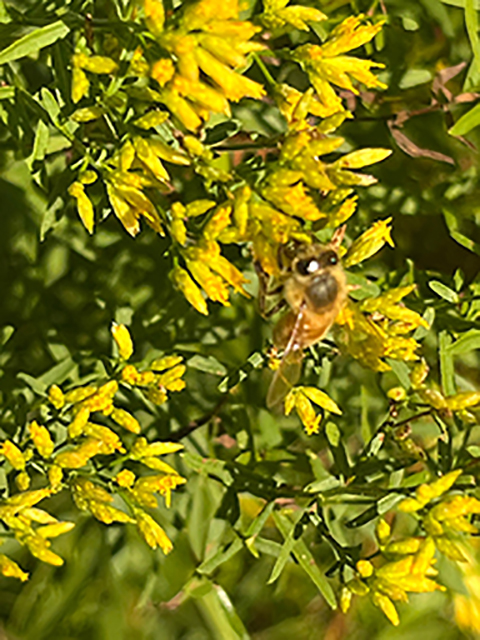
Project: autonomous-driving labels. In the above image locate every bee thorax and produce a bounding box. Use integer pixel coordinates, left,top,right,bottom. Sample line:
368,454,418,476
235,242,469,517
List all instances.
306,272,338,309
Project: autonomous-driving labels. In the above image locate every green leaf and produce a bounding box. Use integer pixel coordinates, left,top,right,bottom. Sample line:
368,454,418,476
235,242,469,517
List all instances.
441,0,480,6
0,21,70,65
0,325,14,346
464,0,480,89
272,512,337,609
38,357,77,387
386,359,411,389
428,280,459,303
447,329,480,355
345,505,378,528
197,538,243,575
187,354,227,376
0,86,14,100
449,102,480,136
27,119,50,170
439,331,456,395
194,580,250,640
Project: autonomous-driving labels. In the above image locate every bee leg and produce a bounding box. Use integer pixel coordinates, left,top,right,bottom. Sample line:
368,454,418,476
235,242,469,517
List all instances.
263,298,287,318
255,260,285,318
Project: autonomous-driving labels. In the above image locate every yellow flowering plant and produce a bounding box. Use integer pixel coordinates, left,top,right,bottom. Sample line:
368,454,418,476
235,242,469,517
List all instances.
1,0,480,636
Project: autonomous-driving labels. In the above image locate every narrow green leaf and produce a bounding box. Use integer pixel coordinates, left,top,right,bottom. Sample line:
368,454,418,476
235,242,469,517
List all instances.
38,357,77,387
428,280,459,303
0,21,70,65
17,372,47,395
464,0,480,89
439,331,456,395
345,505,378,528
27,119,49,170
195,581,250,640
188,354,227,376
273,512,337,609
197,538,243,575
386,359,411,389
254,537,282,556
447,329,480,355
0,86,14,99
0,325,14,346
245,501,275,537
449,102,480,136
40,88,61,125
441,0,480,6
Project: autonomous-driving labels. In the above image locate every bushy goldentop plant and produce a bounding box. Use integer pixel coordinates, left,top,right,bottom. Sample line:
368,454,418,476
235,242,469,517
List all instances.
1,0,480,633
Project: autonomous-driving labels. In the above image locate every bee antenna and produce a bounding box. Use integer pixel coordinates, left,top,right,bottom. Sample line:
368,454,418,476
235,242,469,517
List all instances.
330,225,346,250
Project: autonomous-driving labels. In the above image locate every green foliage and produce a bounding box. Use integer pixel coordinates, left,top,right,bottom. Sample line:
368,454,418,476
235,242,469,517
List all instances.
0,0,480,637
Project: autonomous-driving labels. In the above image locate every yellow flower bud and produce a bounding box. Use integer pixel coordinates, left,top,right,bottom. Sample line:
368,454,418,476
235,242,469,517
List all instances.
375,518,391,545
340,587,352,613
417,388,447,410
387,386,407,402
301,386,342,415
144,0,165,36
115,469,136,488
111,407,141,434
0,554,29,581
134,508,173,553
111,322,134,360
446,392,480,411
16,471,30,491
371,592,399,626
384,538,422,556
1,440,26,470
68,406,90,439
150,355,183,371
356,559,374,578
48,464,63,490
77,55,118,74
343,218,394,268
121,364,141,385
171,265,208,315
48,384,65,409
71,67,89,103
29,421,54,458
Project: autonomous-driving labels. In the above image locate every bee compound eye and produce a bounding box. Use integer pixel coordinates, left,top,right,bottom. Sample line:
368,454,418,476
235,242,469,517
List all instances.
321,250,338,267
296,258,319,276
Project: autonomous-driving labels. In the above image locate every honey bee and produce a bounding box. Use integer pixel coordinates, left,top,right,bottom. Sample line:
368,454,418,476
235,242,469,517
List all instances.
259,227,347,409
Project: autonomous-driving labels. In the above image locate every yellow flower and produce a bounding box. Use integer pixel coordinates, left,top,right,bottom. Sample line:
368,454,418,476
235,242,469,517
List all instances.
29,421,54,458
261,0,326,33
134,508,173,553
68,181,95,234
111,407,141,434
171,265,209,315
0,554,29,582
144,0,165,36
111,322,134,360
344,218,394,267
1,440,26,470
293,16,386,116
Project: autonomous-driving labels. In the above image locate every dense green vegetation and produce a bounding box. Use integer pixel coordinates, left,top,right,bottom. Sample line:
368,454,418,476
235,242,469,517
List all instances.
0,0,480,637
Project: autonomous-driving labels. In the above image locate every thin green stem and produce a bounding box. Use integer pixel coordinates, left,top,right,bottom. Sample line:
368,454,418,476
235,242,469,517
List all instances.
253,53,276,88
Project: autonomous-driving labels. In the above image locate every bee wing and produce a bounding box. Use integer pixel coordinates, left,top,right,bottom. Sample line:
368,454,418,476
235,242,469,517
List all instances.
266,305,306,409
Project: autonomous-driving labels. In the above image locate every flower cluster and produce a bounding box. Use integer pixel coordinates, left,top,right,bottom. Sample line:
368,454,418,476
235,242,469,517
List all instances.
341,469,480,626
284,386,341,435
66,0,392,317
336,284,428,372
0,324,187,580
292,16,386,117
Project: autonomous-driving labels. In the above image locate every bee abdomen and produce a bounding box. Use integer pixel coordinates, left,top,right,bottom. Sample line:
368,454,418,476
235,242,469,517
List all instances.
306,273,338,309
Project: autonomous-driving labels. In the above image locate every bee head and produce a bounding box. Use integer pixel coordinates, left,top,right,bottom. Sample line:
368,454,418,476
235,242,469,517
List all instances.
294,248,339,277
